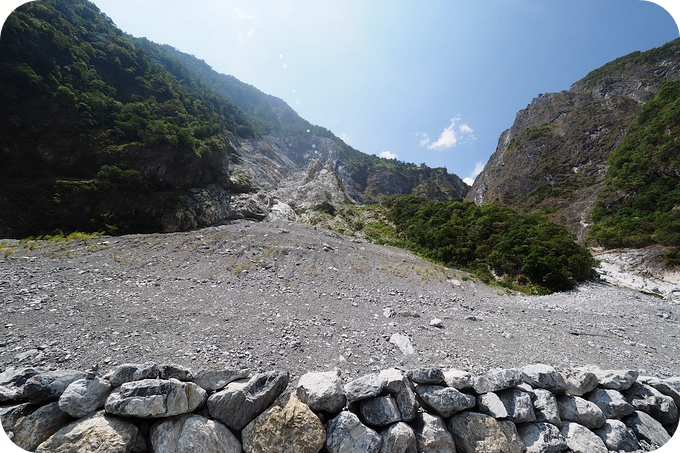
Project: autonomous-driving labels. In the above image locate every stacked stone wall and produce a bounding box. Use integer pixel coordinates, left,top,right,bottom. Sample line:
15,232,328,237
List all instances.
1,362,679,452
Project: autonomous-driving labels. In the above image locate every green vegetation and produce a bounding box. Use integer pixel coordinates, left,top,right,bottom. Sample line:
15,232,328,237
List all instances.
364,195,597,294
590,80,680,249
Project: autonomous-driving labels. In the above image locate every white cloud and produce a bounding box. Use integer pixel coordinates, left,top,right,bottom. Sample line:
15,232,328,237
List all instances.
379,151,398,160
424,117,475,151
463,161,486,186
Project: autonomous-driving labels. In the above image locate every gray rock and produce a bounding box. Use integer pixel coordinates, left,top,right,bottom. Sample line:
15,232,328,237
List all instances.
473,368,523,394
587,388,634,419
443,369,473,390
533,388,561,426
594,368,639,391
193,368,251,391
344,372,384,404
624,410,672,449
517,422,568,453
411,411,456,453
379,368,404,393
296,369,346,413
0,367,46,401
497,388,536,423
447,411,524,453
151,413,241,453
638,375,680,409
593,419,641,452
207,371,289,430
395,376,419,422
11,402,73,451
360,396,402,426
58,376,112,418
24,370,87,403
557,395,606,429
0,402,33,435
35,410,146,453
477,392,508,419
521,363,567,394
407,367,445,385
326,411,382,453
389,333,415,355
415,384,475,418
559,421,608,453
158,363,194,381
106,362,159,387
623,381,679,425
560,368,598,396
380,422,417,453
105,378,206,418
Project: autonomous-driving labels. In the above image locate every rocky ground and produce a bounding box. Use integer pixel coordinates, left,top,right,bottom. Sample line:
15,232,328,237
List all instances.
1,221,679,386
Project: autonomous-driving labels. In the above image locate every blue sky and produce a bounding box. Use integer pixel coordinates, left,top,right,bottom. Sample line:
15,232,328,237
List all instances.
2,1,679,184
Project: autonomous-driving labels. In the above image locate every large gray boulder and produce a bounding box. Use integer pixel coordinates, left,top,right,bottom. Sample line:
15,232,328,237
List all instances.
207,371,289,430
560,368,598,396
411,411,456,453
593,419,641,452
593,368,639,391
521,364,567,394
407,368,445,385
443,369,473,390
193,368,251,392
380,422,417,453
151,413,241,453
58,377,112,418
0,367,47,401
638,375,680,409
624,410,672,449
23,370,87,403
559,421,608,453
344,372,384,404
473,368,523,394
497,388,536,423
105,378,206,418
326,411,382,453
106,362,159,387
517,422,568,453
587,388,634,419
557,395,606,429
11,402,73,451
447,411,524,453
36,410,146,453
296,369,346,413
532,388,561,426
395,376,419,422
414,384,475,418
158,363,194,381
477,392,508,419
360,395,402,426
623,381,679,425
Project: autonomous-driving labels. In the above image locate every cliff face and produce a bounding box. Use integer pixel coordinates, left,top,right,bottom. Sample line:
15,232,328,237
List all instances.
467,39,680,241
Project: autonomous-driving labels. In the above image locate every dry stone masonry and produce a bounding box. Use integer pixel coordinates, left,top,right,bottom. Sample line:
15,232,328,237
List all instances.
1,362,678,452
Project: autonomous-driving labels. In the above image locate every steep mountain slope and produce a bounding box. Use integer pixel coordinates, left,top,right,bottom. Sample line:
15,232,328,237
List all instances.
467,39,680,242
0,0,467,238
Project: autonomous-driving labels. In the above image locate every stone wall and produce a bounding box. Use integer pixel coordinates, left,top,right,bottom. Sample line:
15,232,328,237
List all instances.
1,362,678,452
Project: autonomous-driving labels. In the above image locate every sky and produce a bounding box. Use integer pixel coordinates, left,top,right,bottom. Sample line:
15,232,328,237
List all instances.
1,1,679,186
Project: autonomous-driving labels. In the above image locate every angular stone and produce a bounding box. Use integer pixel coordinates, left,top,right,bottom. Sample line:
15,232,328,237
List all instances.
379,368,404,393
559,421,608,453
35,410,146,453
326,411,381,453
411,412,455,453
0,402,33,435
624,410,671,449
380,422,417,453
151,413,241,453
24,370,87,403
447,411,524,453
415,384,475,418
296,369,346,413
395,376,419,422
0,367,46,402
623,381,679,425
533,388,561,426
193,368,251,391
443,369,473,390
517,422,568,453
389,333,415,355
105,378,206,418
344,372,384,404
638,375,680,409
407,367,445,385
521,364,567,394
477,392,508,419
557,395,606,429
587,388,634,419
473,368,523,394
242,395,325,453
360,396,401,426
497,388,536,423
106,362,159,387
207,371,289,430
58,377,112,418
560,368,598,396
593,419,641,452
158,363,194,381
11,402,73,451
594,368,639,391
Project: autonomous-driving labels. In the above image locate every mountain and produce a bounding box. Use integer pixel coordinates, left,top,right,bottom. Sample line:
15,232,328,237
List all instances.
467,38,680,243
0,0,468,238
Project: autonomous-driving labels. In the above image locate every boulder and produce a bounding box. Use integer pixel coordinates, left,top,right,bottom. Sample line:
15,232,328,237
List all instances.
532,388,561,426
379,368,404,393
477,392,508,419
151,413,241,453
241,395,325,453
395,376,419,422
344,373,384,404
296,369,346,413
360,396,402,426
414,384,475,418
443,369,473,390
407,368,445,385
106,362,159,387
587,388,634,419
0,402,33,435
593,368,639,391
207,371,289,430
193,368,251,392
559,421,608,453
35,410,146,453
158,363,194,381
521,364,567,394
326,411,381,453
411,411,456,453
557,395,606,429
497,388,536,423
473,368,523,394
24,370,87,403
638,375,680,409
0,367,46,401
517,422,568,453
623,381,679,425
105,378,206,418
593,419,641,452
447,411,524,453
380,422,417,453
58,377,112,418
624,410,672,449
560,368,598,396
11,402,73,451
389,333,415,355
